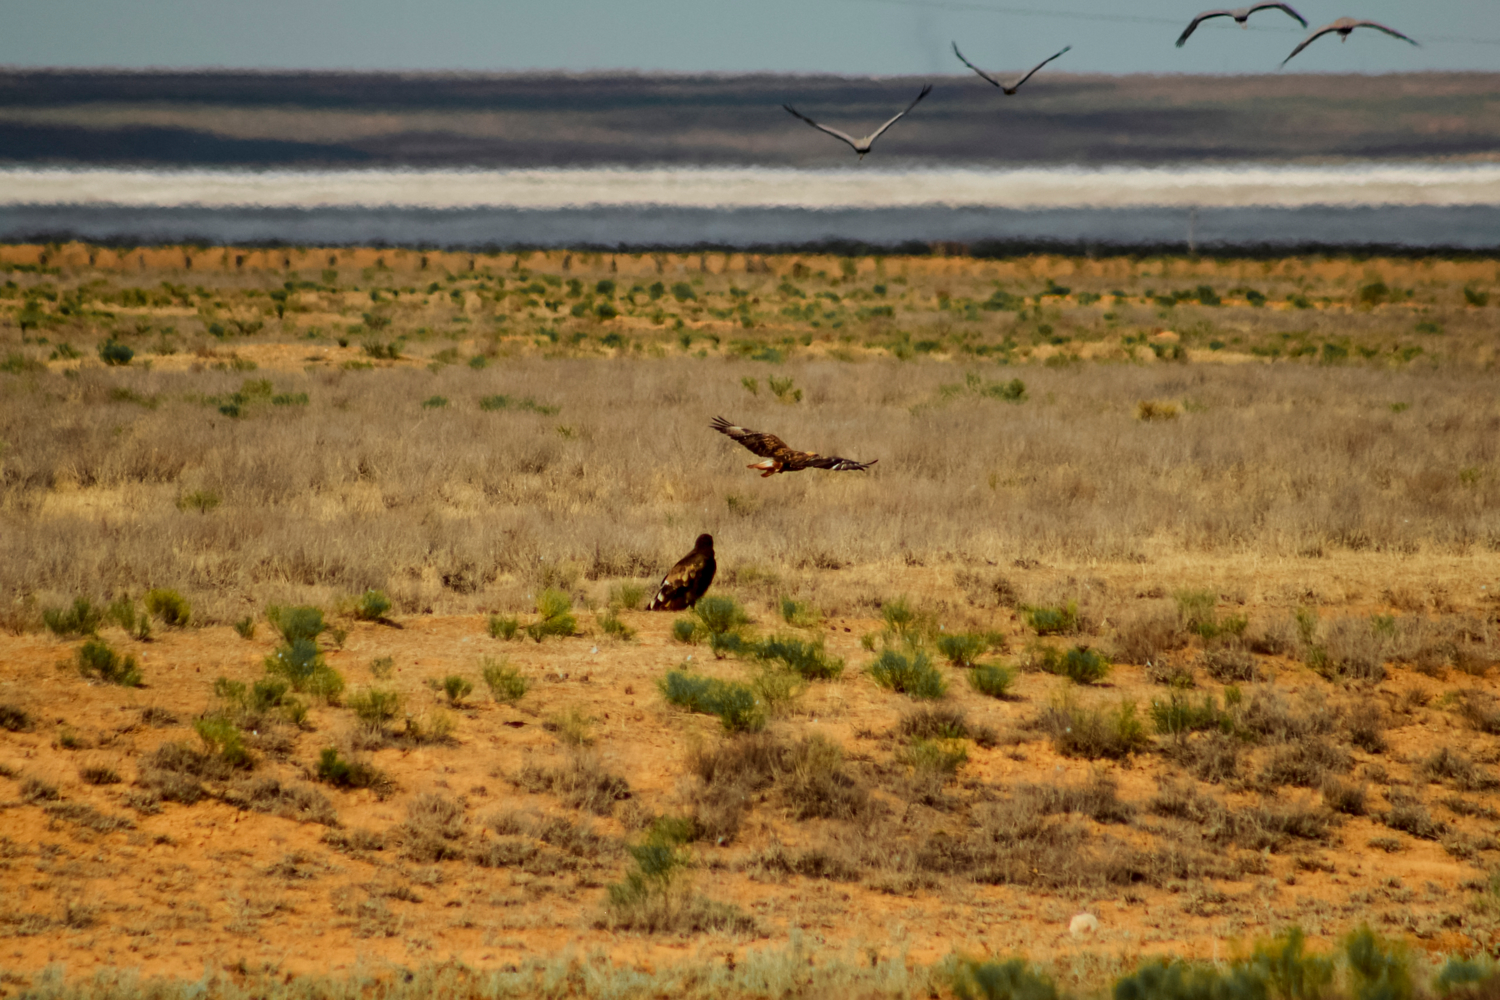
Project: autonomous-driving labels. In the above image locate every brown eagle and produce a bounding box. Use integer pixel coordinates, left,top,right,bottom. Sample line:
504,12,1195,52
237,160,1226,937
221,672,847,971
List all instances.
710,416,877,478
647,533,716,611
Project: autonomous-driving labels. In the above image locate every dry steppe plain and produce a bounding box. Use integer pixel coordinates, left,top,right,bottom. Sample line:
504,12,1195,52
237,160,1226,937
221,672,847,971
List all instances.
0,243,1498,997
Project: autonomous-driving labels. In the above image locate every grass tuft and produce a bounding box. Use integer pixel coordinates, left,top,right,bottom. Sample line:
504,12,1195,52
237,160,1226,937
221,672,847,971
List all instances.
481,657,529,703
868,648,947,699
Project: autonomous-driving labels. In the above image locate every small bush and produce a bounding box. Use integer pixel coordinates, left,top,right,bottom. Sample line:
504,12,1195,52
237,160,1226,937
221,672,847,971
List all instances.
369,656,394,679
1040,697,1149,760
441,674,474,705
353,590,391,621
1024,602,1078,636
142,588,190,627
753,635,843,680
43,597,102,637
315,748,392,796
660,670,765,732
868,648,947,699
952,957,1058,1000
526,588,576,642
515,754,632,816
266,604,325,644
599,610,636,640
672,618,698,644
1150,691,1229,738
106,594,151,641
970,663,1017,699
193,716,251,768
233,616,256,639
420,395,448,409
487,614,519,640
778,596,818,626
545,706,595,746
1136,400,1179,421
0,704,33,732
348,687,402,734
98,340,134,366
79,765,121,785
609,581,647,611
76,639,142,687
937,632,988,668
482,658,529,703
1322,777,1367,816
1033,644,1110,684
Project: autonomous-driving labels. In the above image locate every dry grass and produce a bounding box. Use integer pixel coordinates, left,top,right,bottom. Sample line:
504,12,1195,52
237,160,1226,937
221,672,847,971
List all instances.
1,248,1498,622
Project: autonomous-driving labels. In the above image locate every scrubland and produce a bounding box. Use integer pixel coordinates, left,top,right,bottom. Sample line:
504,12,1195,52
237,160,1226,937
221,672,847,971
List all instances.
0,243,1499,998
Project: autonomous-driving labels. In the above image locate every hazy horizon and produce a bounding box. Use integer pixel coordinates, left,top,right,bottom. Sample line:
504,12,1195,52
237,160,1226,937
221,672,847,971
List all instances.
2,0,1496,77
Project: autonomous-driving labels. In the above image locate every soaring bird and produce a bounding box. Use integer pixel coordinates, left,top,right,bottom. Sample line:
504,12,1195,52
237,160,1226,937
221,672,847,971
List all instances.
647,533,716,611
1175,3,1307,46
782,84,932,159
1281,17,1418,66
711,416,877,477
952,42,1072,94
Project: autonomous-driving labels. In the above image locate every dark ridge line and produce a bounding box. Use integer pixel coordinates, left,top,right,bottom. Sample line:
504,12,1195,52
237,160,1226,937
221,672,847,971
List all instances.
6,232,1499,261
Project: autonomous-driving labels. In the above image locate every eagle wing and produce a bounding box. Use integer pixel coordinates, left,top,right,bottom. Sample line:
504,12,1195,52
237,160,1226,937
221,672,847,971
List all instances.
794,455,879,473
647,548,716,611
710,415,796,462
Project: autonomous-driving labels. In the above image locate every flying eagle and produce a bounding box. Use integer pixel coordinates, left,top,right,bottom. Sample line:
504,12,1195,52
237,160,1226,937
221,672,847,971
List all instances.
1280,17,1418,67
647,533,716,611
710,416,877,478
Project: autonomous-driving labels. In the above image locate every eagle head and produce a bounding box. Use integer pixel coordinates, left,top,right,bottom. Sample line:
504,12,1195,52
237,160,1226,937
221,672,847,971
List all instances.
694,533,714,551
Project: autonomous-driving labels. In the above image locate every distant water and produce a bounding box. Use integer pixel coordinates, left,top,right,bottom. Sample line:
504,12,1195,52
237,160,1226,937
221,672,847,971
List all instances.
3,163,1498,250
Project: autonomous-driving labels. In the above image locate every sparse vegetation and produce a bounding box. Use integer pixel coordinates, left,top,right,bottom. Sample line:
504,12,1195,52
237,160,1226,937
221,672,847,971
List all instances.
868,648,947,699
481,657,529,703
76,639,142,687
353,589,391,621
526,588,576,642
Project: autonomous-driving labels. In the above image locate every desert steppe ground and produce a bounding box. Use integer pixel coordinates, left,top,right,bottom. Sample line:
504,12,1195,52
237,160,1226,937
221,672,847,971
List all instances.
0,242,1498,998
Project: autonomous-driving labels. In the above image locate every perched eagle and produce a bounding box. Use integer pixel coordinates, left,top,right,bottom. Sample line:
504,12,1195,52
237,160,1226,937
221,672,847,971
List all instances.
710,416,877,478
647,533,716,611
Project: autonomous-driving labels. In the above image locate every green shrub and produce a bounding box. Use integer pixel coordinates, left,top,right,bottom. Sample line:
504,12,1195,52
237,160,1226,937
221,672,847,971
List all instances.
1058,646,1110,684
753,635,843,680
1358,281,1390,305
0,704,33,732
481,658,529,703
144,588,191,627
691,595,751,658
1150,691,1230,737
868,648,947,699
659,670,765,732
970,663,1017,699
98,340,134,366
233,616,256,639
76,639,142,687
609,581,647,611
266,605,325,644
937,632,988,668
420,395,448,409
315,748,391,794
778,596,818,626
106,593,151,640
1024,602,1078,636
441,674,473,705
670,282,696,302
176,489,221,513
348,687,402,733
1463,285,1490,308
599,610,636,640
526,588,576,642
953,957,1057,1000
43,597,102,637
487,614,519,640
1042,697,1149,759
672,618,698,644
1344,926,1414,1000
193,716,250,768
353,589,391,621
900,738,969,777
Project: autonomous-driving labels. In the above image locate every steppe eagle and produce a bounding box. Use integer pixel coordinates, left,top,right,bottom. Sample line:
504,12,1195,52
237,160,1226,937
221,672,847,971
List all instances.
710,416,877,477
647,533,716,611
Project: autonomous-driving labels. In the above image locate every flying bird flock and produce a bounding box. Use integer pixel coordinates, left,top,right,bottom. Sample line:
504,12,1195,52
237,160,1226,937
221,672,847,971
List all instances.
650,1,1420,607
779,2,1419,158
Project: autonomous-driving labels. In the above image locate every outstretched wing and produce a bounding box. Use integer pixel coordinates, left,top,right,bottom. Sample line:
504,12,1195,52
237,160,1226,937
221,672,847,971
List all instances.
1176,10,1232,47
1250,2,1307,28
952,42,1003,87
1350,19,1419,46
647,549,714,611
711,415,794,461
1006,46,1071,92
782,104,861,151
799,455,879,473
1280,22,1342,66
864,83,932,146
